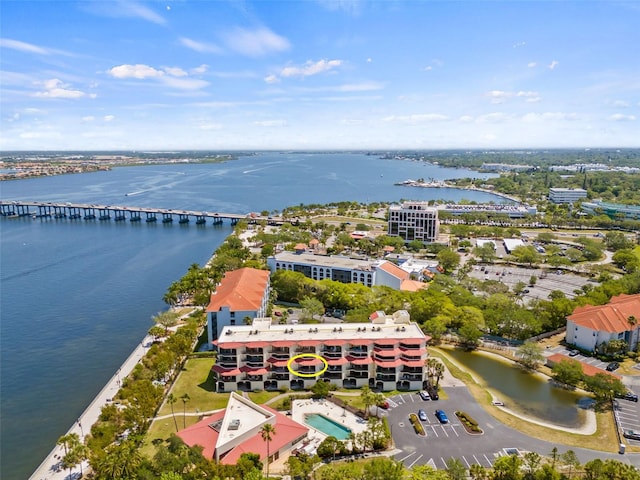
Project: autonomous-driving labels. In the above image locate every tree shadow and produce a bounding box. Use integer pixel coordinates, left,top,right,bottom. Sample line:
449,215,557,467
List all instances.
197,368,217,392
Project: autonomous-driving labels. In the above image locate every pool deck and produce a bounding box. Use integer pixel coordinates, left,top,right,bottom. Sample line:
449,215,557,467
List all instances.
292,398,369,447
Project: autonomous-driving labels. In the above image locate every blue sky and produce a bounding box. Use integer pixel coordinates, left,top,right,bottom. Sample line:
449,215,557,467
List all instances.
1,0,638,151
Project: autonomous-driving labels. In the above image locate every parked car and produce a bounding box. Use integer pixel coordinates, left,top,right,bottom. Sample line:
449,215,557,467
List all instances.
616,391,639,402
378,400,390,409
435,409,449,424
568,350,579,357
426,386,439,400
273,311,282,317
606,362,620,372
624,429,640,441
418,409,428,421
419,390,431,401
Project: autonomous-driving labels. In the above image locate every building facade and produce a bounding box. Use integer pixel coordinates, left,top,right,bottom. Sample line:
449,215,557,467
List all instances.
565,293,640,353
206,268,271,343
388,202,439,243
212,311,429,393
581,201,640,221
548,188,587,204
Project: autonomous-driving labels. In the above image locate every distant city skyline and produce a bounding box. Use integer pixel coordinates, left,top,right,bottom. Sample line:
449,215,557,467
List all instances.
1,1,638,151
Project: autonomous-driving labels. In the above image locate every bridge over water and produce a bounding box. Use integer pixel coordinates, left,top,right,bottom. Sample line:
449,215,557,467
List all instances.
0,201,284,226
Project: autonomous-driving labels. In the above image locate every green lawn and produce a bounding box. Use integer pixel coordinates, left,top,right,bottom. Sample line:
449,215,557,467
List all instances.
246,390,283,405
633,245,640,261
156,357,230,417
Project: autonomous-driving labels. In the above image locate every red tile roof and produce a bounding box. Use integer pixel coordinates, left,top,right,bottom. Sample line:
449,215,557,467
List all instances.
377,261,410,280
206,268,270,313
177,405,308,464
568,293,640,333
547,353,621,379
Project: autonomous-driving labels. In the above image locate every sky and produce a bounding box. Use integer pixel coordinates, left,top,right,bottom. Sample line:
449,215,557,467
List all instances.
1,0,639,151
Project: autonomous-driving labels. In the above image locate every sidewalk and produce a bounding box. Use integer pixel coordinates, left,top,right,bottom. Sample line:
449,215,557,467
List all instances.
29,335,154,480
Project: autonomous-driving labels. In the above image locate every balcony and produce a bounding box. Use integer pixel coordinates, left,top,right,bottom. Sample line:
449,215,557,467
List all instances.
322,372,343,380
348,347,368,356
270,351,290,360
296,346,316,354
322,349,343,358
243,355,264,363
376,373,396,381
400,373,422,381
245,348,264,354
270,373,290,381
348,371,368,379
377,367,398,375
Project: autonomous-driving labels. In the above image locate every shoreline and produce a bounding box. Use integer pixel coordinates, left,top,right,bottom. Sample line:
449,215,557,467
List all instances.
29,334,154,480
395,180,522,204
436,346,597,436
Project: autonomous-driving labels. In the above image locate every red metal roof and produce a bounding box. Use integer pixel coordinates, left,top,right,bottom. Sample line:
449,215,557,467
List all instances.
323,339,347,346
220,368,241,376
568,293,640,334
272,341,295,347
214,341,244,349
347,356,373,365
402,359,425,367
246,341,268,348
294,357,324,365
348,339,374,346
373,347,402,356
297,340,319,347
212,365,237,374
373,339,398,346
326,357,349,365
240,367,268,375
399,339,425,345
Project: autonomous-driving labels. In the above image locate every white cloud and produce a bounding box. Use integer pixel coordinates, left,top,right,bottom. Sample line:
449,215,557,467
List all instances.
548,60,560,70
103,115,115,122
280,59,343,78
522,112,578,122
487,90,511,104
164,67,188,77
254,120,287,127
317,0,364,16
32,78,95,99
108,64,165,79
199,123,222,131
611,100,629,108
0,38,50,55
517,91,541,103
608,113,636,121
366,58,372,63
423,66,433,71
191,64,209,74
476,112,511,123
527,62,537,68
459,115,474,123
513,41,526,48
87,0,166,25
341,118,363,125
161,76,209,90
179,37,223,54
223,27,290,57
383,114,449,124
82,116,95,122
264,74,279,84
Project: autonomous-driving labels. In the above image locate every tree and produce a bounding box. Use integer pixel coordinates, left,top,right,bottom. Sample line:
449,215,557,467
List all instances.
469,463,489,480
516,341,544,370
180,393,190,428
511,245,541,267
436,248,461,273
153,310,179,335
362,457,404,480
92,440,142,480
551,359,584,387
311,379,331,399
167,393,178,432
426,358,445,387
583,372,627,405
260,423,276,478
360,385,376,418
528,275,537,287
286,452,318,479
444,457,466,480
300,296,324,321
458,321,483,347
57,432,85,478
560,450,580,479
473,243,497,263
492,454,523,480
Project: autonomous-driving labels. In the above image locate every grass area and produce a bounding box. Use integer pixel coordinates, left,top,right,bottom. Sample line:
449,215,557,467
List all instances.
247,390,283,405
332,393,365,411
431,347,620,453
156,357,230,417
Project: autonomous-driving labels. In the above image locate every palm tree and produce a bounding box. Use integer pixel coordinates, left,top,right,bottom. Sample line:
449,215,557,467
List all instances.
361,385,375,419
260,423,277,478
167,393,178,431
180,393,191,428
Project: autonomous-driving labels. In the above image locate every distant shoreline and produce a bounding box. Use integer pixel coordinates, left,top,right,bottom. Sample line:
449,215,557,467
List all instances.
395,179,522,204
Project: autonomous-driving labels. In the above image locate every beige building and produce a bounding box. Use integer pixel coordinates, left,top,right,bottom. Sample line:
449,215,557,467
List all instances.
388,202,439,243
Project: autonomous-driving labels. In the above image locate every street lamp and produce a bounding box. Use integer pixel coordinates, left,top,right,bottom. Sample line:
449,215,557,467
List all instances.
78,419,84,438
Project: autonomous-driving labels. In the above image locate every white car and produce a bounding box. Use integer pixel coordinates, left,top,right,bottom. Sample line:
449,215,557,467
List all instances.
419,390,430,401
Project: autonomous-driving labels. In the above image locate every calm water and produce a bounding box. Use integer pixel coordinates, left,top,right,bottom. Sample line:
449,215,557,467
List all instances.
444,348,589,427
0,153,500,479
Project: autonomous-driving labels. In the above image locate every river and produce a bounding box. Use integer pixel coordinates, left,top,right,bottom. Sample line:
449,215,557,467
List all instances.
0,152,502,479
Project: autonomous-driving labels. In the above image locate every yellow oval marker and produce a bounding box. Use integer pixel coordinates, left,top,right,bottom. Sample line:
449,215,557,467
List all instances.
287,353,328,378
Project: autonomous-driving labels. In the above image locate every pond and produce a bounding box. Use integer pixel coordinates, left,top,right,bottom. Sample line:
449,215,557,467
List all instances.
443,348,592,428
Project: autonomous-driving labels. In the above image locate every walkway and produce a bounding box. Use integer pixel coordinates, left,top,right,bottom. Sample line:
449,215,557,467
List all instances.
30,335,154,480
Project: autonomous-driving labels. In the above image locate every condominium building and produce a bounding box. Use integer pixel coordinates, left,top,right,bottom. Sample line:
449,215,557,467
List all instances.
548,188,587,204
212,311,429,393
581,201,640,221
388,202,439,243
266,252,426,291
206,267,271,343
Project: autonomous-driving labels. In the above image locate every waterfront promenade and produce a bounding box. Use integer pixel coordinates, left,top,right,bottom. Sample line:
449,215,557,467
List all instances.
29,335,153,480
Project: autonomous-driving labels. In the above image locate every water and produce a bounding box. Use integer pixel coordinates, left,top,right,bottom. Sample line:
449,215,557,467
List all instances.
304,413,352,440
444,348,589,428
0,153,501,479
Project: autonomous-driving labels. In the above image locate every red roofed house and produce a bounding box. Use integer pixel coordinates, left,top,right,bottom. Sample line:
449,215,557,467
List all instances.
206,268,270,343
177,392,308,465
565,293,640,353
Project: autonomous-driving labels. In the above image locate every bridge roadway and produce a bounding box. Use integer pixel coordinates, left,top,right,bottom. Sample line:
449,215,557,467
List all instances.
0,200,284,225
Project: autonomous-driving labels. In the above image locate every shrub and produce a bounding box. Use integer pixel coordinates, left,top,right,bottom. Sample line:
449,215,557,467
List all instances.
409,413,426,436
455,411,482,434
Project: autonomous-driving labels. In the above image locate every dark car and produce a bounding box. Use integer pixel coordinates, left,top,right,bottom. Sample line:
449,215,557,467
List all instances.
606,362,620,372
418,409,428,421
427,386,439,400
616,391,639,402
435,409,449,424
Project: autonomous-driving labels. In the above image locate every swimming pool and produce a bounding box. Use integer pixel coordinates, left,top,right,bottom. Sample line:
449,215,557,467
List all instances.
304,413,352,440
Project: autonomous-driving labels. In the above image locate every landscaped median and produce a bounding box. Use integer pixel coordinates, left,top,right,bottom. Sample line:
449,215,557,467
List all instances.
455,411,483,434
409,413,426,436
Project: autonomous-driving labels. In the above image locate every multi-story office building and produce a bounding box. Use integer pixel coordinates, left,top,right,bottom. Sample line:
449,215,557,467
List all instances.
212,311,429,393
206,267,270,343
388,202,439,243
548,188,587,204
581,201,640,220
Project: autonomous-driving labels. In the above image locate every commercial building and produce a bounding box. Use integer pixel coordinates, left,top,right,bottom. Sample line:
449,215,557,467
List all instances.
267,252,426,291
565,293,640,353
212,311,429,393
177,391,308,464
388,202,439,243
439,204,537,218
581,201,640,221
206,268,271,343
548,188,587,204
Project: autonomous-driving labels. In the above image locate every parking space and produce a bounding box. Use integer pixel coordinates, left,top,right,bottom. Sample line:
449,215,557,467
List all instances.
614,398,640,445
548,346,611,371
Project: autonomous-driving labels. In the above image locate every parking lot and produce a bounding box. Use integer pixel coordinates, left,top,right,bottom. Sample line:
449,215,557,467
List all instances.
468,265,591,302
548,345,614,371
615,398,640,446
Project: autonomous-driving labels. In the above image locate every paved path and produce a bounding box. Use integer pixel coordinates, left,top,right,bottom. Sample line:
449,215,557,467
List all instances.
30,335,154,480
